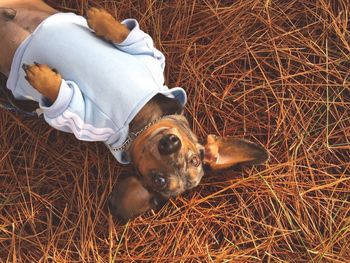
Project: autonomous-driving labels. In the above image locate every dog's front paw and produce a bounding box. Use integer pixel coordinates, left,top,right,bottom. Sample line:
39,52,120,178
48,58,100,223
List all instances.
87,7,129,43
22,63,62,103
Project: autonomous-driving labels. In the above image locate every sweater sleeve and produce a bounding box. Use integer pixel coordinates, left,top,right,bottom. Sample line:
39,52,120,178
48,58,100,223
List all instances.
114,19,166,85
38,79,115,142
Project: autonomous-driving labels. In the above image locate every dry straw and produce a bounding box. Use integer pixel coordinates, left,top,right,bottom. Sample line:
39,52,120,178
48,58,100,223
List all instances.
1,0,349,262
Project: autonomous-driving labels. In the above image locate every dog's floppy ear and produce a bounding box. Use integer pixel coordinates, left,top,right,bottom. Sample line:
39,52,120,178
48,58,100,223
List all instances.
203,135,268,170
108,176,164,221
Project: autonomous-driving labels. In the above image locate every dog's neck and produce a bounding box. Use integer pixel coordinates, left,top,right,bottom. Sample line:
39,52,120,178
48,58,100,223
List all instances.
129,94,182,135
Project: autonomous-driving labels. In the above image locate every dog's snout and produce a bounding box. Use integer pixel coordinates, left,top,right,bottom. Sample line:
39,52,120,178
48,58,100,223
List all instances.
158,134,182,155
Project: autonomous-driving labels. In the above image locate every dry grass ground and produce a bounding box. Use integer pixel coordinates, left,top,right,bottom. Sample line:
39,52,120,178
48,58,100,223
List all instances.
1,0,350,262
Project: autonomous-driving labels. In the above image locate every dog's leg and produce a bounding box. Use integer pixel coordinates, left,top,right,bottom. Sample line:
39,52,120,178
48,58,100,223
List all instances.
86,8,130,44
22,63,61,103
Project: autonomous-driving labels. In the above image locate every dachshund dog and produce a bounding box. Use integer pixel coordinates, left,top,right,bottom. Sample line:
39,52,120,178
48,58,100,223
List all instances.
0,0,268,220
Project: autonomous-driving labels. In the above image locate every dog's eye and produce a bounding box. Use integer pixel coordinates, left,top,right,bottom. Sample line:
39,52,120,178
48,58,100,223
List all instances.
152,173,167,189
189,155,201,167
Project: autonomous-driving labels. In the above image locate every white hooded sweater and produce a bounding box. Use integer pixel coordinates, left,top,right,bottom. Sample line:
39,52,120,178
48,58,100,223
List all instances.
6,12,187,163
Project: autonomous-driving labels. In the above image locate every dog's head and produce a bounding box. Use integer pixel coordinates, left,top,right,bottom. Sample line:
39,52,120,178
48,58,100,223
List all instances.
108,114,269,220
130,115,205,198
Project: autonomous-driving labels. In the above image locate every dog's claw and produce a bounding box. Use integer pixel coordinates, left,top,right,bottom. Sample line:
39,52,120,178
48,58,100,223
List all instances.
20,63,62,103
22,64,29,71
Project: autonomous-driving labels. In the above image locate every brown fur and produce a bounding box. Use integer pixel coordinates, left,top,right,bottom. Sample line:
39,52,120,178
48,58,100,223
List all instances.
22,63,62,102
87,8,129,44
205,135,269,170
107,177,162,221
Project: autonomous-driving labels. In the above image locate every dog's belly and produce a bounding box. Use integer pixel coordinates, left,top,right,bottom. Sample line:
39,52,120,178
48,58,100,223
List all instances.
0,17,29,76
0,0,57,76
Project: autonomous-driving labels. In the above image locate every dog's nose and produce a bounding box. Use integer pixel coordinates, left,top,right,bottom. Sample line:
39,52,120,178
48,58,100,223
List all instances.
158,134,182,155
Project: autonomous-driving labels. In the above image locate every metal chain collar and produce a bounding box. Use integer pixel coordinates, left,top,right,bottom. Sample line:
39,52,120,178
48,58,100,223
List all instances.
108,116,167,152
